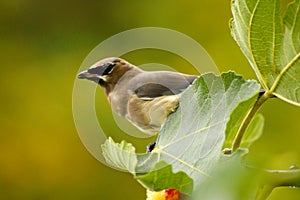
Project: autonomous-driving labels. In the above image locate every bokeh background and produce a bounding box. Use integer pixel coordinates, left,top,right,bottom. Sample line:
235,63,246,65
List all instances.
1,0,300,199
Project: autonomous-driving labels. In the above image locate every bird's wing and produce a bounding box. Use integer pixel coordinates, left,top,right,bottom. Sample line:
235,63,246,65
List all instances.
128,71,198,98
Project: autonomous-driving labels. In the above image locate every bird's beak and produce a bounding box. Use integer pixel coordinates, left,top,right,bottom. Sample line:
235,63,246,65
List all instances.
77,70,102,83
77,70,89,79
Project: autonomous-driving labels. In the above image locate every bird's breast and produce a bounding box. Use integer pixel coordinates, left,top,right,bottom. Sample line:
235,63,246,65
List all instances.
126,94,180,134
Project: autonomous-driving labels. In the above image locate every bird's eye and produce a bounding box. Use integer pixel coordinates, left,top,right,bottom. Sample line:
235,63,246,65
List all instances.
87,62,116,76
102,63,116,75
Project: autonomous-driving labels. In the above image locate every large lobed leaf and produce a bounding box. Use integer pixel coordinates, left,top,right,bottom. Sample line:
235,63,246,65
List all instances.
102,72,261,194
277,0,300,104
231,0,300,105
154,72,260,186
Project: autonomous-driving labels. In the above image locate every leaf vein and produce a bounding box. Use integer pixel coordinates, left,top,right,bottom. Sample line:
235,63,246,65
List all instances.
270,52,300,92
160,149,211,177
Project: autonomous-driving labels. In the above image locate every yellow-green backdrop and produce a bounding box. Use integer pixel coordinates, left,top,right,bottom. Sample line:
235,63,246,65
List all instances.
1,0,300,199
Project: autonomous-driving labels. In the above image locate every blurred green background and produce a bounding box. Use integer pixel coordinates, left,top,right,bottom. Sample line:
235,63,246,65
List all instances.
1,0,300,199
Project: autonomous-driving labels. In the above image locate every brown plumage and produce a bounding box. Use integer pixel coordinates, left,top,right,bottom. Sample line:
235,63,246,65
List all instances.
78,57,198,135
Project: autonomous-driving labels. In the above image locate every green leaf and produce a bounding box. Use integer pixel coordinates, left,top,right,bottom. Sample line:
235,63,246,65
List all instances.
155,72,260,186
231,0,300,105
240,113,264,148
136,161,194,195
276,0,300,104
224,112,264,149
102,137,159,174
102,138,192,194
230,0,282,88
102,72,260,192
101,137,137,173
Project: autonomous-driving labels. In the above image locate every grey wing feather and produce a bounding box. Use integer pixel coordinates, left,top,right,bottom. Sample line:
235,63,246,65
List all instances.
128,71,198,98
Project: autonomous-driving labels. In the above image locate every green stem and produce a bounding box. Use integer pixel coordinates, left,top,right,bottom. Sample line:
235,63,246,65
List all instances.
231,92,270,152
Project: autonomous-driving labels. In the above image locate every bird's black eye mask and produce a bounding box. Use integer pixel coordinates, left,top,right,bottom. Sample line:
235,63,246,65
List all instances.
88,62,116,76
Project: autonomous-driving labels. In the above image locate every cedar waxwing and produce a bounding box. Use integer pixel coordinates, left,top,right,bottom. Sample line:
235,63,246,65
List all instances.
78,57,198,135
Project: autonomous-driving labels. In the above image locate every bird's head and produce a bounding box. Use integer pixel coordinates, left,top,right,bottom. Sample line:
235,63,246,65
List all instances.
78,57,135,91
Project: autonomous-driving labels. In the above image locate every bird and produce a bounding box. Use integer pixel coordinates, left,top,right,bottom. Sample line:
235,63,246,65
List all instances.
78,57,198,136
